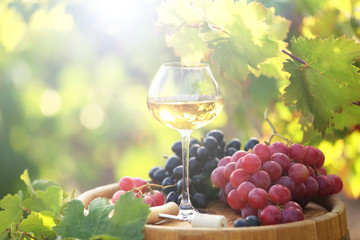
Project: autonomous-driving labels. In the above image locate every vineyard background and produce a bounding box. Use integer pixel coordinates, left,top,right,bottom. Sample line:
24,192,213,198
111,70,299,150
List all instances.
0,0,359,238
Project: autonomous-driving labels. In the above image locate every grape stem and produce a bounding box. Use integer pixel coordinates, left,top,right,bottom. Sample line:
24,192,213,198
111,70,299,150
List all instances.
264,108,293,145
282,49,306,65
21,232,38,240
132,183,176,196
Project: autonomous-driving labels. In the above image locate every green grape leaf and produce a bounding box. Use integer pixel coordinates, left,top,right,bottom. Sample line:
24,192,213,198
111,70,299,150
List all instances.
20,169,36,196
22,186,63,218
0,194,23,233
18,211,57,240
53,192,150,240
90,235,120,240
202,0,283,81
283,36,360,135
331,104,360,130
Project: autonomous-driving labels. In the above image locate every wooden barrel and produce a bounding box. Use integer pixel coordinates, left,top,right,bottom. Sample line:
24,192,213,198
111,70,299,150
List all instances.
77,183,350,240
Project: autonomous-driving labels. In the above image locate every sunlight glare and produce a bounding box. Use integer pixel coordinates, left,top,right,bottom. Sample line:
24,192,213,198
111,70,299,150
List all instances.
79,104,105,130
40,89,62,117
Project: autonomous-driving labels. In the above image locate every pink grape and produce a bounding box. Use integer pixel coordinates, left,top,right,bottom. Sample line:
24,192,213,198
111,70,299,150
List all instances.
315,150,325,168
242,154,262,173
276,176,296,192
218,189,228,205
211,166,227,189
112,190,126,204
289,143,306,163
261,161,282,181
227,189,246,209
248,188,268,209
259,205,281,225
271,153,291,173
288,163,309,184
316,175,332,196
133,177,147,195
252,143,271,162
235,157,243,169
284,201,302,213
303,146,320,166
241,203,258,219
307,166,315,178
230,168,251,188
224,181,235,196
236,181,256,202
119,176,134,191
328,174,343,194
230,150,247,163
281,206,304,223
143,196,156,207
304,176,319,198
223,162,236,181
291,183,306,200
268,184,291,204
269,141,289,155
249,170,271,189
217,156,232,167
147,190,164,206
318,167,327,176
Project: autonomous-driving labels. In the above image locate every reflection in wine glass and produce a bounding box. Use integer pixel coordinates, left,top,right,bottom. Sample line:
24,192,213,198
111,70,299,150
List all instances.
147,62,223,221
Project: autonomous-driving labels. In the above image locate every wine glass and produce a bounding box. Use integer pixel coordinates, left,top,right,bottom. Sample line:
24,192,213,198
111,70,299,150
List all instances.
147,62,223,221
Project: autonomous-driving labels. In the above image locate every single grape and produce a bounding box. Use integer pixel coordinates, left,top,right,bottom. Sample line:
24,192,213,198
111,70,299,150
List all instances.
230,150,248,163
259,205,281,225
316,175,332,196
281,206,304,223
227,138,241,150
318,167,327,176
162,177,176,194
143,195,156,207
172,165,183,180
252,143,271,162
303,146,320,166
189,144,200,158
304,176,319,198
165,155,182,173
284,201,303,213
235,157,244,169
119,176,134,191
242,154,262,173
210,166,227,189
147,190,164,206
226,147,238,156
149,166,161,180
248,188,268,209
112,190,126,204
327,174,343,194
249,170,271,190
268,184,291,204
288,163,309,184
189,157,201,175
261,161,282,182
217,156,232,167
291,183,306,200
227,189,246,209
241,203,258,219
230,168,251,188
315,150,325,168
224,181,235,196
203,136,219,152
236,181,256,202
246,215,261,226
223,162,237,181
197,146,210,162
271,153,291,173
133,177,147,195
171,140,182,156
288,143,306,163
190,138,201,146
307,166,315,178
166,191,179,204
269,141,289,155
276,176,296,192
244,138,259,151
191,192,209,208
203,157,219,172
233,218,251,227
206,129,224,143
191,174,208,193
152,168,167,183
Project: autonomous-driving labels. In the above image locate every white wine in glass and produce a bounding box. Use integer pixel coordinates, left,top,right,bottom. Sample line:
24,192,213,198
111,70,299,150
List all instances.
147,62,223,221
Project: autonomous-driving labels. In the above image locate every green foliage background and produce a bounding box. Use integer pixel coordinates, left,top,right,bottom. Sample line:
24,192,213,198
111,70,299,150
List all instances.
0,0,360,200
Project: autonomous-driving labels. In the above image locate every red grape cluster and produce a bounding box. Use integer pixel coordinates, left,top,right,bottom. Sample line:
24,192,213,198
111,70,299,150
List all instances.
112,176,165,207
210,141,343,225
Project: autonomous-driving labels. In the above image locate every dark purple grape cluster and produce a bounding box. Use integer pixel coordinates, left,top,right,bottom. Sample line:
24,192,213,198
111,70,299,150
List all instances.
148,130,242,208
211,140,343,225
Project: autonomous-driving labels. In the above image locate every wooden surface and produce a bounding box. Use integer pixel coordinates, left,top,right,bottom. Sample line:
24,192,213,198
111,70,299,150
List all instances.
77,183,350,240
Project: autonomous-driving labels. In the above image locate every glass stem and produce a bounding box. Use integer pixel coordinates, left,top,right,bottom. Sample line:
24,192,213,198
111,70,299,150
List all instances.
178,129,194,212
